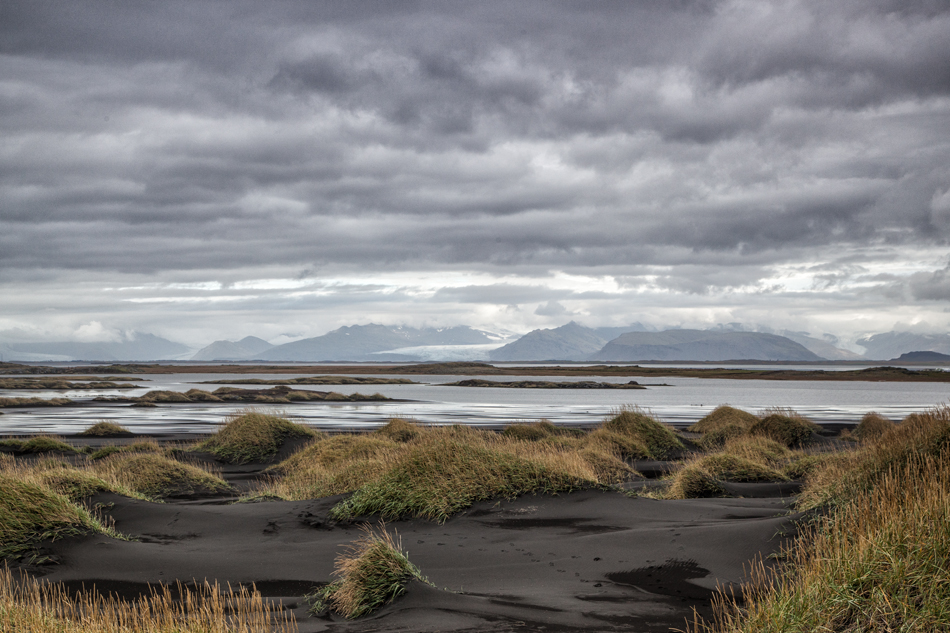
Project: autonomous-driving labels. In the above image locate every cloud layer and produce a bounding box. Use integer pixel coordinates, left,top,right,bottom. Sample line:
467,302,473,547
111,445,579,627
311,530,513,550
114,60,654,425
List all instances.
2,1,949,346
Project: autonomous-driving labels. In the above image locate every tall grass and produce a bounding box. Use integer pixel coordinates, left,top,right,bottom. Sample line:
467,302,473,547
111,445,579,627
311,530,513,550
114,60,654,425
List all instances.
694,406,950,632
311,523,428,619
197,410,319,464
0,566,295,632
698,451,950,632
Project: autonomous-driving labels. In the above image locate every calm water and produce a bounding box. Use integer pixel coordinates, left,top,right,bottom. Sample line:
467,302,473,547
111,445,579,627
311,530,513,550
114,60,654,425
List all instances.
1,371,948,435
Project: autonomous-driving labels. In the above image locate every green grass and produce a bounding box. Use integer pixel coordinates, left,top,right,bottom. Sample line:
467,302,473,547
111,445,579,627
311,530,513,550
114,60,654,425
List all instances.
329,430,591,522
375,418,423,443
310,523,429,619
699,449,950,633
78,421,132,436
92,453,231,499
196,410,320,463
594,407,684,459
689,405,758,434
0,474,106,557
0,436,78,454
748,410,818,447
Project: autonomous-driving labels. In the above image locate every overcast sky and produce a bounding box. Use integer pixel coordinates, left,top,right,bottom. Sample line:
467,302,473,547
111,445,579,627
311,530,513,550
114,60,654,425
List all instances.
2,0,949,348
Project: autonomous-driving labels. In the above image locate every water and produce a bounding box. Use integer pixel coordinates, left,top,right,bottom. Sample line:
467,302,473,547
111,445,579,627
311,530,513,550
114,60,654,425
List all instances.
1,372,948,435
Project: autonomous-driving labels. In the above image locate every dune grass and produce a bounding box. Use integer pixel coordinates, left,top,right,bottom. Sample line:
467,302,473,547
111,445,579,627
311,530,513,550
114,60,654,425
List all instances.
311,523,429,619
0,474,112,558
589,407,683,459
699,451,950,632
0,436,78,454
0,566,295,633
797,405,950,511
256,410,663,518
375,418,424,443
748,409,819,447
693,405,950,632
92,452,231,500
690,405,758,435
79,421,132,436
196,410,320,464
853,411,895,442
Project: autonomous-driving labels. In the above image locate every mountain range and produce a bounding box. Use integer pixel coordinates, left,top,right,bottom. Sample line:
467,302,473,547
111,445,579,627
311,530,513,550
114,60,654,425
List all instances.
4,322,950,363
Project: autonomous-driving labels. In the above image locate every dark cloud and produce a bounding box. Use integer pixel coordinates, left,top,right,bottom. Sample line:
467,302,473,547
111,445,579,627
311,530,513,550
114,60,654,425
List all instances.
1,1,949,342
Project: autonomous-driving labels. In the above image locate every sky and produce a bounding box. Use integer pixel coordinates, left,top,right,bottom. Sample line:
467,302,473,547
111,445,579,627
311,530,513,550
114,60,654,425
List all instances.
2,0,950,349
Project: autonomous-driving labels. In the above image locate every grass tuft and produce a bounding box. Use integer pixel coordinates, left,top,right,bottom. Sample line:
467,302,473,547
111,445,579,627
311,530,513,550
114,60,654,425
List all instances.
749,410,818,447
0,436,78,455
665,465,728,499
375,418,423,443
853,411,894,442
92,453,231,499
197,410,319,464
594,407,684,459
0,566,295,632
0,474,105,557
690,405,758,434
79,421,132,436
310,523,429,619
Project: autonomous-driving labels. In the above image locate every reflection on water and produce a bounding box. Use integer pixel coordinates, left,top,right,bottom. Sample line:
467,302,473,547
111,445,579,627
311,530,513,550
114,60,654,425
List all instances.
1,372,948,435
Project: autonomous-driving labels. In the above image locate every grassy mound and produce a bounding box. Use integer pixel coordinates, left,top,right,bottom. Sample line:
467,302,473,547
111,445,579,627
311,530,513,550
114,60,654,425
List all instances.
38,468,114,501
665,466,728,499
78,421,132,436
0,475,103,557
502,420,583,441
93,453,231,499
266,435,404,500
690,405,758,434
329,429,592,522
311,524,429,619
88,440,163,461
854,411,894,442
797,406,950,511
592,408,683,459
749,410,818,447
720,435,792,465
0,436,78,454
692,454,786,483
707,450,950,633
375,418,423,443
198,411,319,463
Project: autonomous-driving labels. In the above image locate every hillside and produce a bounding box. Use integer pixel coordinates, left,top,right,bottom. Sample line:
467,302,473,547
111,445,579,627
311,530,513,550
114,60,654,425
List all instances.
590,330,823,362
489,322,608,361
857,332,950,360
190,336,274,361
256,324,497,361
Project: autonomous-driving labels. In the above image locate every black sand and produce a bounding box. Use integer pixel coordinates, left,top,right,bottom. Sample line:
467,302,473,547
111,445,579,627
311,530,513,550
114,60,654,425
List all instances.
18,437,803,633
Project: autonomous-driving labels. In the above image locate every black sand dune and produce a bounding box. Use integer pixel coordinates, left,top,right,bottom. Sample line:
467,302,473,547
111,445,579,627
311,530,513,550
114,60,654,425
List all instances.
26,451,801,633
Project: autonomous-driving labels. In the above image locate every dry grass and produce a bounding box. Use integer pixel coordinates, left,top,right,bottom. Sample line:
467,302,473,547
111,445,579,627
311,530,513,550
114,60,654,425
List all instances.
78,421,132,436
0,566,295,632
0,474,110,558
853,411,895,442
690,405,758,434
590,407,683,459
749,409,819,447
374,418,423,443
92,453,231,500
197,410,320,464
0,436,78,454
310,523,428,619
797,405,950,511
697,450,950,633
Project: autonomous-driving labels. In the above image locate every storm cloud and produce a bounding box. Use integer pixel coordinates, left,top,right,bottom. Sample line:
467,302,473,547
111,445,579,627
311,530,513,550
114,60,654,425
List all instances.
1,1,949,346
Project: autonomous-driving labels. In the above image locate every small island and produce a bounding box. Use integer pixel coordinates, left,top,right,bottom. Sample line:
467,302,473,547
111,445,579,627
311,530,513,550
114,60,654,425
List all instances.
440,379,647,389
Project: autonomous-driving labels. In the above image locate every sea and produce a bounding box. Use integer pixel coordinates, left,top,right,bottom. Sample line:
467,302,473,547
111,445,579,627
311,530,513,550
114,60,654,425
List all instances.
1,364,948,435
